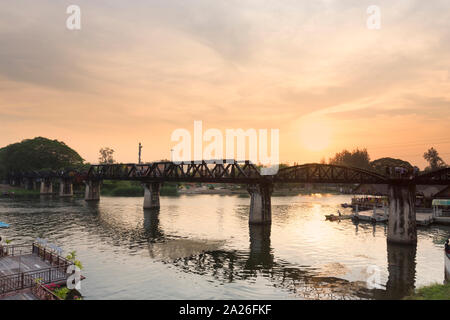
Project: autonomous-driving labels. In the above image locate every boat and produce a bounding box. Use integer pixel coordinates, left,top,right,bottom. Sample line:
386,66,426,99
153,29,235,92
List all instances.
0,222,10,228
325,211,352,221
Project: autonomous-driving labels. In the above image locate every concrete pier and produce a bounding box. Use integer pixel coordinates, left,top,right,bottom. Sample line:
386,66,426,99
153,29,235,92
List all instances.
85,180,101,201
247,184,273,224
59,179,73,197
143,182,161,209
40,179,53,195
387,183,417,245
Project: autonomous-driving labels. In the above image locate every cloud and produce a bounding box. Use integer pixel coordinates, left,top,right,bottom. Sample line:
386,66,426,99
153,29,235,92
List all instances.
0,0,449,165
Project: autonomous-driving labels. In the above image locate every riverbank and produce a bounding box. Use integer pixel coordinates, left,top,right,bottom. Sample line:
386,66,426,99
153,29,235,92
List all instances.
404,283,450,300
0,184,39,196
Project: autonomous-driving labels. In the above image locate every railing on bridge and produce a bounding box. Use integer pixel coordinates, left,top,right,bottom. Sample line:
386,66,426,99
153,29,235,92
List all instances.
87,160,263,183
7,162,450,186
274,164,389,184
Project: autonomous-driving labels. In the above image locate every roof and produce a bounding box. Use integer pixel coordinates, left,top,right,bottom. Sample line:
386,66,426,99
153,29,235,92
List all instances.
432,199,450,206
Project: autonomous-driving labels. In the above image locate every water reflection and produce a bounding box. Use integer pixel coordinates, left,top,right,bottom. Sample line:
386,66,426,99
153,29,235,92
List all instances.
0,195,448,300
143,209,163,241
384,243,417,299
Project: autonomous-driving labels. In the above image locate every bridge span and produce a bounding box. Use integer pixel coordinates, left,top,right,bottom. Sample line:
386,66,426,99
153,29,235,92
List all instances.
7,161,450,246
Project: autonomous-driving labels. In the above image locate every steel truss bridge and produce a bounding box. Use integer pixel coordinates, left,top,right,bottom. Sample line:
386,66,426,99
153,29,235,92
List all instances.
8,161,450,186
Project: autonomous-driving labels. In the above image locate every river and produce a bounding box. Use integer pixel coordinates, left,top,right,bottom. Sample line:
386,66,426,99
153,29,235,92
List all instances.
0,194,448,300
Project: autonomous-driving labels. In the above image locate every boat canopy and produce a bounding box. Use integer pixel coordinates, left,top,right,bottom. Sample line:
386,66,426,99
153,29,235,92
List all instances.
432,199,450,207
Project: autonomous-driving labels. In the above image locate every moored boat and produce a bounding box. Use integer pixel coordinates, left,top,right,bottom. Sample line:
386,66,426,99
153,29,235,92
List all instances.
0,222,9,228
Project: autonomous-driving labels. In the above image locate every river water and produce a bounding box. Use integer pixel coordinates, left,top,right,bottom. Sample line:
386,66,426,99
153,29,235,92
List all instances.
0,194,448,300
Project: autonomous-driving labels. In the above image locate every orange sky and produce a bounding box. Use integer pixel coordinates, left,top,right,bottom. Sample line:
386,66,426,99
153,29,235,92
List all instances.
1,1,449,169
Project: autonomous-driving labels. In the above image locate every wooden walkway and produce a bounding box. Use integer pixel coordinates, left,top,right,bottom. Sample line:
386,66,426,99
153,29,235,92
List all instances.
0,244,73,297
0,255,53,277
0,290,37,300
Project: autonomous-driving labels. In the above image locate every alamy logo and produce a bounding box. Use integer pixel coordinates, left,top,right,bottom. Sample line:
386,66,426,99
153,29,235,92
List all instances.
171,121,280,175
66,265,82,290
66,5,81,30
367,5,381,30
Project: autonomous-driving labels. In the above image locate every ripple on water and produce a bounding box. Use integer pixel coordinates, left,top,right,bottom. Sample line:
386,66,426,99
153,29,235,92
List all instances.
0,194,449,299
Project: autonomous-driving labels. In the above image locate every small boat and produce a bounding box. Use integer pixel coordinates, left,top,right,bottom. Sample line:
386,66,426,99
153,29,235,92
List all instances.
326,211,352,221
325,214,340,221
0,222,10,228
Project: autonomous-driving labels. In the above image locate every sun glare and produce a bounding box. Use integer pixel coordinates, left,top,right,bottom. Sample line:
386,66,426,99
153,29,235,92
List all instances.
299,118,332,152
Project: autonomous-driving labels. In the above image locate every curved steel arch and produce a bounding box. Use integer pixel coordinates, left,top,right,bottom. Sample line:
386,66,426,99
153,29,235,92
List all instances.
415,167,450,185
273,163,389,184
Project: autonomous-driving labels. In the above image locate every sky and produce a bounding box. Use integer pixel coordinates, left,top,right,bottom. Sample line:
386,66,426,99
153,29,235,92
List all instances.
1,0,449,169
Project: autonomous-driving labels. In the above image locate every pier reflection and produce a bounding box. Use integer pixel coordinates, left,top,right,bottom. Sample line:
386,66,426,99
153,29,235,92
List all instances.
145,222,375,299
143,209,163,240
383,243,417,299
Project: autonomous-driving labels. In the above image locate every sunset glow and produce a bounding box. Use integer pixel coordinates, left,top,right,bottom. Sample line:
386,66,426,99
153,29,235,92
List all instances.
0,1,449,168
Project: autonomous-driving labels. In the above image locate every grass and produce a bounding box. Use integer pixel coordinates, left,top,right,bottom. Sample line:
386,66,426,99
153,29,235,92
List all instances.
2,187,40,196
404,282,450,300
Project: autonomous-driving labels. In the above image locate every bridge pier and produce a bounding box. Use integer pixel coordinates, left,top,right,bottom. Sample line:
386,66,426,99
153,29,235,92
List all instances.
143,182,161,209
40,179,53,195
387,183,417,245
85,180,101,201
59,178,73,197
247,184,273,224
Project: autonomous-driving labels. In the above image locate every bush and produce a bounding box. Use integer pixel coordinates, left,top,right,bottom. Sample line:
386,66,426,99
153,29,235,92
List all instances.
111,186,144,196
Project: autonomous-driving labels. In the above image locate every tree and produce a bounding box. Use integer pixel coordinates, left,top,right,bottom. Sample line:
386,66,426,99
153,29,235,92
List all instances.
329,148,371,169
370,157,413,174
98,147,115,164
423,147,446,171
0,137,84,178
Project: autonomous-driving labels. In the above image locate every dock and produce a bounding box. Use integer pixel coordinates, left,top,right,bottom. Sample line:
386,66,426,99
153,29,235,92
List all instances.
0,243,73,299
350,207,444,226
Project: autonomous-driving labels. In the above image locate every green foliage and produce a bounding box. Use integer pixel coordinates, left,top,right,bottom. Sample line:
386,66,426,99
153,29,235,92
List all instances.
53,286,70,300
161,183,178,195
66,251,83,270
98,147,115,164
112,186,144,196
404,282,450,300
423,147,447,171
370,157,413,174
101,180,178,196
0,137,84,178
329,148,371,169
101,180,143,196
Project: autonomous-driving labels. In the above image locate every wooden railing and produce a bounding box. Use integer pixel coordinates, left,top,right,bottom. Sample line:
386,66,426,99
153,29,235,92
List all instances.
32,243,72,268
0,244,33,257
0,265,68,295
0,243,73,295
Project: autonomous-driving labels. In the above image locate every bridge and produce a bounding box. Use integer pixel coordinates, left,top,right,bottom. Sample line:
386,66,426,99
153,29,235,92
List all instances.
7,161,450,246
